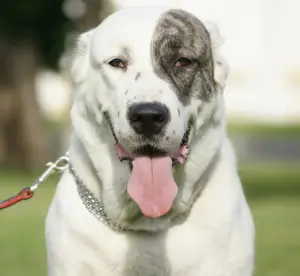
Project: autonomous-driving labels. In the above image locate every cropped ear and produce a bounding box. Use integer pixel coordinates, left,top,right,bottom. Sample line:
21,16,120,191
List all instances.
205,21,229,91
71,28,95,85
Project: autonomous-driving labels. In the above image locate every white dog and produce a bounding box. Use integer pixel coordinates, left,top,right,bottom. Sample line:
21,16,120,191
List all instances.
46,6,254,276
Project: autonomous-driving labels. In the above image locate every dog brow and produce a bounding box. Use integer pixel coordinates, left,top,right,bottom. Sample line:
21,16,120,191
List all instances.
120,46,130,62
101,46,131,65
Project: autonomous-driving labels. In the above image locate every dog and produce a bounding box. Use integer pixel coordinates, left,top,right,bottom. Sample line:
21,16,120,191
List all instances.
46,6,254,276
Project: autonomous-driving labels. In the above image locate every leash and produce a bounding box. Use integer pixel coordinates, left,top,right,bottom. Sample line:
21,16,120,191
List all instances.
0,153,69,210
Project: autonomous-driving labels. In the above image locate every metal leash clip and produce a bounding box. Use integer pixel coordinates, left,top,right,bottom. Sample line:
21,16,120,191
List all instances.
0,153,69,210
30,153,70,192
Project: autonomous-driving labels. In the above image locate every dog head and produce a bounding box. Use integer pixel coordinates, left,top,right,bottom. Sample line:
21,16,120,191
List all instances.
71,7,229,230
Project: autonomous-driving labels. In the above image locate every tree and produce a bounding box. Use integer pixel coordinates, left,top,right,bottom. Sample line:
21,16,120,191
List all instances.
0,0,114,171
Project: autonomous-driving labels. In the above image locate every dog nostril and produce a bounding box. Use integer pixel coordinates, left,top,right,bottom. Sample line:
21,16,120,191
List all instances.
128,103,170,136
154,114,166,123
130,114,141,123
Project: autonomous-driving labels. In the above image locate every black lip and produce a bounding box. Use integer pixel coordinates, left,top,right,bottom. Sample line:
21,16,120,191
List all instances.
119,157,133,162
123,158,180,169
134,145,167,157
104,112,118,144
180,125,191,146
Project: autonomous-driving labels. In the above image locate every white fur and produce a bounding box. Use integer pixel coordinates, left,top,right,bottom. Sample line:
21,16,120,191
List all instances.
46,6,254,276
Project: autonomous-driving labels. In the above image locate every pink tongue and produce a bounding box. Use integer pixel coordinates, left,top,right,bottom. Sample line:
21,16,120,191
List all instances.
127,156,178,218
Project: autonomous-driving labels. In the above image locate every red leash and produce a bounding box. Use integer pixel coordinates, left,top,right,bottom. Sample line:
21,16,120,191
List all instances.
0,153,69,211
0,187,33,210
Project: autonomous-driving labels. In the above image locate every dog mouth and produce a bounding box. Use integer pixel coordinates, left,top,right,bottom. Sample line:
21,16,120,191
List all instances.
105,113,191,219
106,115,191,166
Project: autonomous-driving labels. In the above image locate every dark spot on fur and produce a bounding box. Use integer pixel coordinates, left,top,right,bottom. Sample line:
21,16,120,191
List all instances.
135,72,141,81
177,108,180,116
125,90,128,95
197,105,202,114
166,136,170,141
118,111,120,117
173,130,176,135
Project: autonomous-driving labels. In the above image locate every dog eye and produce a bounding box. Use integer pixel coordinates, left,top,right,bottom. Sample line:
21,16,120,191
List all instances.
175,57,192,67
108,58,126,69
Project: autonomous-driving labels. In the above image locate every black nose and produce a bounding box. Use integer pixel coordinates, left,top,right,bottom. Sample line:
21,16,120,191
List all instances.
127,103,170,137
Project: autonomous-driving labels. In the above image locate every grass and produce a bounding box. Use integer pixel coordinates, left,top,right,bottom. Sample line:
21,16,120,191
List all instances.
240,164,300,276
0,165,299,276
228,122,300,137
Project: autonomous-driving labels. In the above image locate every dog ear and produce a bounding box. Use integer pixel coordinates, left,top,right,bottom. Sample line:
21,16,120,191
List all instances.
71,28,95,85
205,21,229,91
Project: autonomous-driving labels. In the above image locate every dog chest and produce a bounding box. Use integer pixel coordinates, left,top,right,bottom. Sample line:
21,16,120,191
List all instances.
117,225,227,276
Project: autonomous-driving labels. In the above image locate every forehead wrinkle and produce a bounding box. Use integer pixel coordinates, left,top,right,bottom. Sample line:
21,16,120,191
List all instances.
168,10,196,38
120,46,130,61
158,19,185,48
169,10,211,49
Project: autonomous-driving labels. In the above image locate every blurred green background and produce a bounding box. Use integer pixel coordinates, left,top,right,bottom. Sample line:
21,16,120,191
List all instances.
0,1,299,276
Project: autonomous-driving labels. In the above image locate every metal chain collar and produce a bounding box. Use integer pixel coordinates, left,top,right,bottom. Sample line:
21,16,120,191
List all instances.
68,160,128,231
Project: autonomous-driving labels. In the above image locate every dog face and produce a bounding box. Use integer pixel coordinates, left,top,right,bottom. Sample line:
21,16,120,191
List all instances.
71,7,229,228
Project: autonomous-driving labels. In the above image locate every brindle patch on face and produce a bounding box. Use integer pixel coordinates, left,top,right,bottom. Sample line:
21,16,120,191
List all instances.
151,9,216,103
